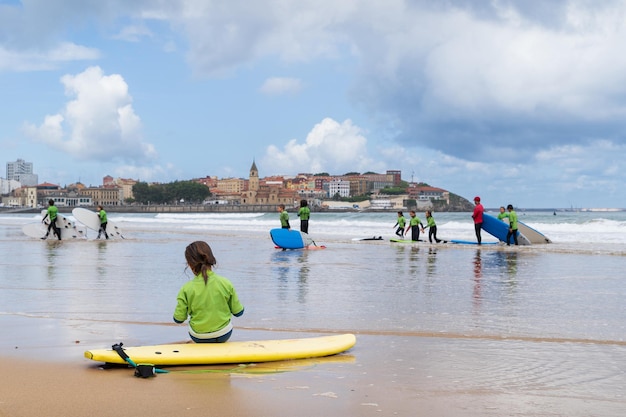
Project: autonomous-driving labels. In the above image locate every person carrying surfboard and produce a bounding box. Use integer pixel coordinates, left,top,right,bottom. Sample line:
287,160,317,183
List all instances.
96,205,109,240
41,199,61,240
173,241,245,343
506,204,519,246
472,196,484,245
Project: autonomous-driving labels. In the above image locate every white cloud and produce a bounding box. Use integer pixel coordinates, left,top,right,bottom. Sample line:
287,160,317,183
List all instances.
0,42,100,72
170,0,355,76
259,77,302,95
262,117,377,175
345,1,626,160
159,1,626,162
435,139,626,207
23,66,157,162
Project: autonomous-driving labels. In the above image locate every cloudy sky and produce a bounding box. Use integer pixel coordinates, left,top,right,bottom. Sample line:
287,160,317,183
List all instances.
2,0,626,208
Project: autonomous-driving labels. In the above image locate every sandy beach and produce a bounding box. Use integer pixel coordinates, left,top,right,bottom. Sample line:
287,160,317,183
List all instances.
2,212,626,416
1,353,366,417
3,331,624,417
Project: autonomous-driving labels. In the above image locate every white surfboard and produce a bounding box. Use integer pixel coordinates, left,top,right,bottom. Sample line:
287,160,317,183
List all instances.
503,218,551,244
72,207,124,239
22,211,86,240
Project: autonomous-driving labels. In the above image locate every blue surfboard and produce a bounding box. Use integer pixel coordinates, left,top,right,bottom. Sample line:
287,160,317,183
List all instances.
270,229,314,249
450,239,498,245
482,213,531,245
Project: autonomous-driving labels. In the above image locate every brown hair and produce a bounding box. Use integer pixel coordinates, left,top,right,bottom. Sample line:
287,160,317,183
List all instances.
185,241,217,284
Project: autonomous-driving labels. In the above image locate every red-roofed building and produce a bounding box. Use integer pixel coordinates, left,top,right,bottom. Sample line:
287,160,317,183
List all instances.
407,185,449,204
37,182,60,190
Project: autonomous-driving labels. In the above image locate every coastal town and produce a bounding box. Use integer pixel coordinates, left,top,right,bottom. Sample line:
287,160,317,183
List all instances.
1,158,473,212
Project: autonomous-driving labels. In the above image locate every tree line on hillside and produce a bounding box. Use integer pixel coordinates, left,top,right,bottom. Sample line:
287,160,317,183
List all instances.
131,181,211,204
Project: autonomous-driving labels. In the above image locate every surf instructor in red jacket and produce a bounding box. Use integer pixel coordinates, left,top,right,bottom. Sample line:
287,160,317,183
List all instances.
472,196,484,245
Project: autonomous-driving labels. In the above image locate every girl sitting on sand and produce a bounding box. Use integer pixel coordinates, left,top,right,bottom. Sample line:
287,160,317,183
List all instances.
173,241,244,343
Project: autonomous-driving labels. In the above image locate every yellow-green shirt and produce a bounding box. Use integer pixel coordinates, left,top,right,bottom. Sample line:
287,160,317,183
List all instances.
279,210,290,228
297,206,310,220
508,210,518,230
409,216,422,227
47,205,58,221
396,216,406,228
173,271,244,334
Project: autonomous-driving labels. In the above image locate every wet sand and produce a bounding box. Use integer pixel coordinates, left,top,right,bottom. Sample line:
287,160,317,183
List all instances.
2,328,625,417
4,358,440,417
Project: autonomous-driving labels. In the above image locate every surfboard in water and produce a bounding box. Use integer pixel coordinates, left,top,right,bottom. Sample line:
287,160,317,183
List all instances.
72,207,124,239
84,333,356,366
482,213,531,245
503,218,552,244
450,239,498,245
270,228,316,249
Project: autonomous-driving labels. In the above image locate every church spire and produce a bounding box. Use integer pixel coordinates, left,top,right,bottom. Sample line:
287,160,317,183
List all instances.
249,159,259,192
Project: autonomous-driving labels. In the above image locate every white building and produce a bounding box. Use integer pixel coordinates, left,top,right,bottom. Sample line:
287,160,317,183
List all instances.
328,179,350,198
6,159,38,186
0,178,21,194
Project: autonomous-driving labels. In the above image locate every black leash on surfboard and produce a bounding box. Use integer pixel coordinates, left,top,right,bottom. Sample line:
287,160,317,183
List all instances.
111,342,169,378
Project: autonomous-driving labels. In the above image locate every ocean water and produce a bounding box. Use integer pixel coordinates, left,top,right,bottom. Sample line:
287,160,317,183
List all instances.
1,210,625,415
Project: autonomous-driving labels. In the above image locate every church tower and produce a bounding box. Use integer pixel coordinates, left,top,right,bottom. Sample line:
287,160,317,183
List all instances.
249,160,259,192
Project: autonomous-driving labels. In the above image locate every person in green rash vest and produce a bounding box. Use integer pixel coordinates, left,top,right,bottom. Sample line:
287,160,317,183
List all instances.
278,204,290,229
41,199,61,240
405,210,425,242
173,241,244,343
497,206,509,220
297,199,311,233
96,205,109,239
506,204,519,246
393,211,407,238
424,210,442,243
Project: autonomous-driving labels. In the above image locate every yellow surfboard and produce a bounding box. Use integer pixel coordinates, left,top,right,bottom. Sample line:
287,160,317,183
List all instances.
84,334,356,366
